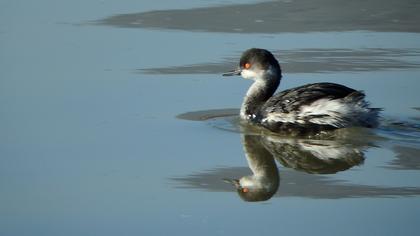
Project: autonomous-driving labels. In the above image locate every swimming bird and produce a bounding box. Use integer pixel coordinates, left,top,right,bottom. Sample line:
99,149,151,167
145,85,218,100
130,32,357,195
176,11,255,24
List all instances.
223,48,380,133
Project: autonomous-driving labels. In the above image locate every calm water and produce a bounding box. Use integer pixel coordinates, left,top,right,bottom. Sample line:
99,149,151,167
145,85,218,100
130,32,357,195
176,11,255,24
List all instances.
1,0,420,235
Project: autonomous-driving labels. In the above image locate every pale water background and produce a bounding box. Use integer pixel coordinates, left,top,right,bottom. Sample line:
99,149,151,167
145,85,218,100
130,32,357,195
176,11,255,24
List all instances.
1,0,420,235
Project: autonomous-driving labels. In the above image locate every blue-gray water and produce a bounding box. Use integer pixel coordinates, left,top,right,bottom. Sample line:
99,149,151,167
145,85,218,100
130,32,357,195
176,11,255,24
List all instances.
1,0,420,235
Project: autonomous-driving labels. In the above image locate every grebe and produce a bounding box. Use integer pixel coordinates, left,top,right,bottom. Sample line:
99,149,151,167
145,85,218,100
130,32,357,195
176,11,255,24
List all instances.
223,48,380,133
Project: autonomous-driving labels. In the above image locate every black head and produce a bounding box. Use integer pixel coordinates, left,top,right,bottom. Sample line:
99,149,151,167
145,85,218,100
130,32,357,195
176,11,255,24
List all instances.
239,48,280,71
223,48,282,79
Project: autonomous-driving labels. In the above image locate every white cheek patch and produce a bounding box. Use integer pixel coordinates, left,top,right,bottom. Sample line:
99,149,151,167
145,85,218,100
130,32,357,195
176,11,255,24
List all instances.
241,69,257,79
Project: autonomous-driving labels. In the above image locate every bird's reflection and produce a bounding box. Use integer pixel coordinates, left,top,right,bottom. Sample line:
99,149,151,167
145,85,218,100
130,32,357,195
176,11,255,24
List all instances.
224,134,280,202
173,109,420,201
265,135,365,174
225,129,367,202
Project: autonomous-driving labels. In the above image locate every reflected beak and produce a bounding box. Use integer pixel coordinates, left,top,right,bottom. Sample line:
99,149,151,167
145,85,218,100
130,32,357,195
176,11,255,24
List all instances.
222,68,242,77
223,178,241,188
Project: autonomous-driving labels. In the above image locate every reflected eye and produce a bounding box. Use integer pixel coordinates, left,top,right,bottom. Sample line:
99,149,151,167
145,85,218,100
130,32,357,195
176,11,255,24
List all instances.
242,188,249,193
244,63,251,69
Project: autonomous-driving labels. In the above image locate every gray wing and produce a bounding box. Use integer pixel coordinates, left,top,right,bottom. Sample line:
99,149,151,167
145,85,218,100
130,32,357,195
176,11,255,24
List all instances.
260,82,362,114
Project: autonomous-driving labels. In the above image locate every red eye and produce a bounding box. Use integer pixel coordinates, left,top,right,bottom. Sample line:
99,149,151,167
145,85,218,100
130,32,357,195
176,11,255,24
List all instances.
244,63,251,69
242,188,249,193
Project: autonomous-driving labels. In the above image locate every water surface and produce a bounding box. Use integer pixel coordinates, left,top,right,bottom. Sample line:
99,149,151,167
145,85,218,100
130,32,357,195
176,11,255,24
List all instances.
1,0,420,235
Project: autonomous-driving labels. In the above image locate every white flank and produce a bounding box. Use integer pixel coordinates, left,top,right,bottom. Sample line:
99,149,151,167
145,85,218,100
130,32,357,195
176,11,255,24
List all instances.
263,98,376,127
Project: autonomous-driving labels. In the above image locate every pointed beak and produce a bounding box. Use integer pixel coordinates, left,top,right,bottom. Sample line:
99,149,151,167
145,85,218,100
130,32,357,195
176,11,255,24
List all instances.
223,178,241,188
222,68,242,77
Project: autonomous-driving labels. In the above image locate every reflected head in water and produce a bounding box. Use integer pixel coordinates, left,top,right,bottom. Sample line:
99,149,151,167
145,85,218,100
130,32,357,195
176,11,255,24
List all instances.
224,134,280,202
224,178,278,202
